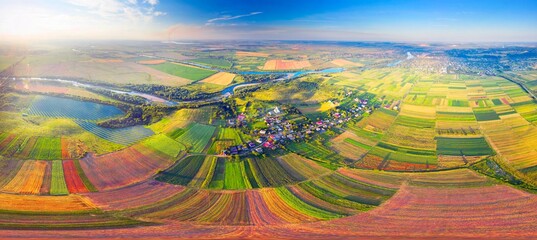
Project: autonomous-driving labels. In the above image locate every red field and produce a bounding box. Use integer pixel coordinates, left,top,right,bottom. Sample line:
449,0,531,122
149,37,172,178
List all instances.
79,145,173,191
61,138,70,159
246,190,287,225
85,180,185,210
62,160,89,193
262,59,311,70
0,168,537,238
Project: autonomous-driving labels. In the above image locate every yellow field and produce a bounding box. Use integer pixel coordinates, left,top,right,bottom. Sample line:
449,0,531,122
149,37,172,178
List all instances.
235,51,270,57
400,104,436,119
200,72,236,85
2,160,47,195
0,193,96,212
150,107,213,133
331,59,364,67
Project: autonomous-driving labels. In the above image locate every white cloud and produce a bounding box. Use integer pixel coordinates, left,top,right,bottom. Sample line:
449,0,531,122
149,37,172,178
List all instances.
0,0,167,41
144,0,158,6
206,12,262,25
65,0,164,22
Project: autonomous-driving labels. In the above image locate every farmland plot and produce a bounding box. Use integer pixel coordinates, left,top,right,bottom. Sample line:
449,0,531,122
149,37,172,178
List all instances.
29,137,62,160
50,160,69,195
436,137,494,156
76,120,154,146
149,62,216,82
62,160,90,193
200,72,236,85
142,134,185,158
80,145,173,191
2,160,47,195
175,123,216,153
85,180,184,210
27,95,123,120
156,155,205,185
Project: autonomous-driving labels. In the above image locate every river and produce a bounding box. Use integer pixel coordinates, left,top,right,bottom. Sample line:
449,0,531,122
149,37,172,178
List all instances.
12,67,343,106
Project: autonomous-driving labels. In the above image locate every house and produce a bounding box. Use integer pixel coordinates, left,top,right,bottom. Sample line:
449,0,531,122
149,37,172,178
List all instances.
274,107,280,114
230,146,238,155
259,130,266,135
263,142,273,148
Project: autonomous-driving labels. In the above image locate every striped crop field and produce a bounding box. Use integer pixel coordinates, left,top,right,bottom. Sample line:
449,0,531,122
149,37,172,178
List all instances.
149,62,217,81
436,137,494,156
2,160,47,194
175,123,216,153
75,120,154,146
141,134,185,158
157,154,331,190
80,144,174,191
28,137,62,160
50,160,69,195
62,160,90,193
26,95,123,120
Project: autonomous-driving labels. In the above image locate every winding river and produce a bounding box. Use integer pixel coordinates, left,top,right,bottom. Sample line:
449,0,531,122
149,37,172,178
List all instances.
12,67,344,106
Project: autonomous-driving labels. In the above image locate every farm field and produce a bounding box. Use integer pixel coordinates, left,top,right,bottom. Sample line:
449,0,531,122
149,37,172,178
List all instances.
436,137,494,156
10,52,191,86
3,40,537,238
141,134,185,158
80,144,173,191
263,59,311,70
157,154,330,189
200,72,236,85
149,62,217,81
13,81,114,102
190,58,233,69
27,95,124,120
174,123,216,153
75,120,154,145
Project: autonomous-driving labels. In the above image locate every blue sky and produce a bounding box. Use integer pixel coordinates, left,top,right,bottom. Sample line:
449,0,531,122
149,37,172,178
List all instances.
1,0,536,42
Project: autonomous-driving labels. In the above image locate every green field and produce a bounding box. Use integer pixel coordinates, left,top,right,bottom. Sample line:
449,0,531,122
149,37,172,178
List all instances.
275,187,342,219
223,161,251,189
208,158,226,189
29,137,61,160
142,134,185,158
155,155,205,185
217,128,243,145
50,160,69,195
149,62,217,81
368,145,438,165
344,138,373,150
76,120,154,146
175,123,216,153
436,137,494,156
395,115,436,128
473,108,500,121
287,141,344,169
191,58,233,69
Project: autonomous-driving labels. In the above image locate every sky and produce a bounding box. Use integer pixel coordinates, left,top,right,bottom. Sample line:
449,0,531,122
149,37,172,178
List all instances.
0,0,536,42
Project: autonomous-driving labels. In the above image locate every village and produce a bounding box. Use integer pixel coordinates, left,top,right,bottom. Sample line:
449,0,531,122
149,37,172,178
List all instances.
222,96,376,156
